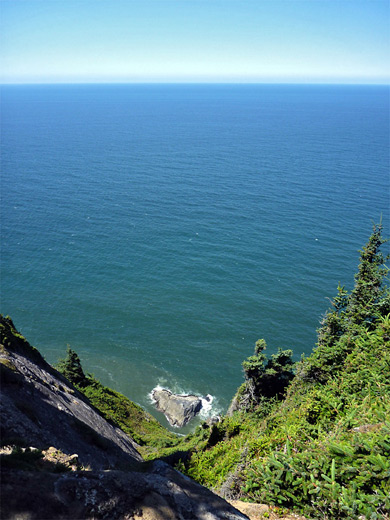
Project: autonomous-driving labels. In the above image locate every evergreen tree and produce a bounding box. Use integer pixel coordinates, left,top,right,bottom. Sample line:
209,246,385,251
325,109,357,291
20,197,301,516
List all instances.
56,346,87,387
347,222,389,326
316,284,349,350
301,222,389,382
242,339,294,403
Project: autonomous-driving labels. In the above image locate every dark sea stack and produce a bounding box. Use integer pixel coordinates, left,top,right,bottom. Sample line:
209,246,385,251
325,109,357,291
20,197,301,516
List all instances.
152,388,203,427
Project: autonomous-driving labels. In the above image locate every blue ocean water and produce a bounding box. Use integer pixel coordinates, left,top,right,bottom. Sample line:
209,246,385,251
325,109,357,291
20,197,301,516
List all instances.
1,84,389,430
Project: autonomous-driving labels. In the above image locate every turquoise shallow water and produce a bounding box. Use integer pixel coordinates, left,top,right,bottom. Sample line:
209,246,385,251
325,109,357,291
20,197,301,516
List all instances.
1,84,389,430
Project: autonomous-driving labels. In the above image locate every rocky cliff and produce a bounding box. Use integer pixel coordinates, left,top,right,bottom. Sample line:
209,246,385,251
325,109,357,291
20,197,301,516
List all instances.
0,316,248,520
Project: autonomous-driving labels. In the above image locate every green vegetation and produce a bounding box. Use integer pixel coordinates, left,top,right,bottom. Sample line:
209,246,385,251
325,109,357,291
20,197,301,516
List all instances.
175,223,390,519
54,224,390,519
234,340,294,410
0,316,45,365
55,348,179,455
2,223,389,519
301,222,389,384
81,378,179,452
56,346,87,387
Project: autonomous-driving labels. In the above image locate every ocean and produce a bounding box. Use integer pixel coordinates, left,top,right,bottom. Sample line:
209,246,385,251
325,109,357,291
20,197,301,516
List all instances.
1,84,389,431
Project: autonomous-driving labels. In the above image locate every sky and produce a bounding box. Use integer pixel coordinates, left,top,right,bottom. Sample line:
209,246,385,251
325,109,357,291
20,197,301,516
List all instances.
1,0,389,84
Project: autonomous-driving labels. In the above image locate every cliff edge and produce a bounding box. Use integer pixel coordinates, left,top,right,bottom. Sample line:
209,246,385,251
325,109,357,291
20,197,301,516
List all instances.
0,315,248,520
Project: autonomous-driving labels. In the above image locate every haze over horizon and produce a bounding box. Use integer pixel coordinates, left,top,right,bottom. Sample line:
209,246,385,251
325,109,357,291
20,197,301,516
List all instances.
1,0,389,85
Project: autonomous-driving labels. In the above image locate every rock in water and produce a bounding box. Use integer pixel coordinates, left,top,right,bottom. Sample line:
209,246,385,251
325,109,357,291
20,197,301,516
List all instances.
1,316,249,520
152,388,203,427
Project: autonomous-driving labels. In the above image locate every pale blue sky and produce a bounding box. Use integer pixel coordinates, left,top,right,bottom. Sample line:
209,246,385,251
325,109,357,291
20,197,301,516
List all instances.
1,0,389,83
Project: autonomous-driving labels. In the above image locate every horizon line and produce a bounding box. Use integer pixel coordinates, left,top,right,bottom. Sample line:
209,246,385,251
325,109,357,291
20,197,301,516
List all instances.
1,80,389,87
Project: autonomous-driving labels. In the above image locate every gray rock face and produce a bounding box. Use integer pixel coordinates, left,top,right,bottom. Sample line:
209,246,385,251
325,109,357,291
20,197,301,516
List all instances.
0,325,142,470
1,461,249,520
0,316,249,519
152,388,204,427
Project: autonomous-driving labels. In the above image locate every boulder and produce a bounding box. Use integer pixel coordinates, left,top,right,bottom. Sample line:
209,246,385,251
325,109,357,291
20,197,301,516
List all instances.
1,461,250,520
152,388,203,427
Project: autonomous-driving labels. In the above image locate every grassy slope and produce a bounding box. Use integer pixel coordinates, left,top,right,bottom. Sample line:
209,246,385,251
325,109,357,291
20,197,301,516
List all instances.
3,226,389,519
177,226,390,519
80,378,179,455
183,316,390,519
0,315,179,458
74,376,225,461
3,312,389,518
72,226,389,518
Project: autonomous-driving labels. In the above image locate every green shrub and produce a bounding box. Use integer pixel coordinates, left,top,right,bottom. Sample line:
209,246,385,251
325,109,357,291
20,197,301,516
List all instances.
177,224,390,519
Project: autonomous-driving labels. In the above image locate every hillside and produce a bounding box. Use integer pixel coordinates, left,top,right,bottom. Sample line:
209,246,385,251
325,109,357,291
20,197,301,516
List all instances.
57,224,389,519
178,224,390,519
0,316,250,519
1,224,389,520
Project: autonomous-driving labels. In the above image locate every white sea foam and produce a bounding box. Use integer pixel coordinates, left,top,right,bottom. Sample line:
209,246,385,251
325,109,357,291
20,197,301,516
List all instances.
148,384,165,404
199,394,214,417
